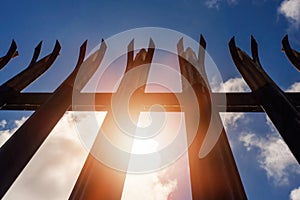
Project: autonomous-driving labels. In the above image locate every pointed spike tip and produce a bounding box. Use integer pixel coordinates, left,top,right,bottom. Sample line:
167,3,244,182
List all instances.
282,34,289,43
11,40,17,49
178,37,184,45
282,35,289,48
148,38,155,49
251,35,258,46
128,39,134,51
100,39,107,50
55,40,61,49
200,34,206,48
228,37,236,47
82,39,88,46
54,40,62,53
228,36,244,63
177,37,184,54
35,41,43,50
80,40,88,52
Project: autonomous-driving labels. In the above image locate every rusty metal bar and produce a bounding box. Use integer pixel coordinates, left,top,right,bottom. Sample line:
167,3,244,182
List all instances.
229,36,300,164
69,39,155,200
0,41,60,108
0,40,107,199
0,40,18,70
178,36,246,199
282,35,300,71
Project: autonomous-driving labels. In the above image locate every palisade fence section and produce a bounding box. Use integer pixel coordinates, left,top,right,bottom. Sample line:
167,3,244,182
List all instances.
0,35,299,199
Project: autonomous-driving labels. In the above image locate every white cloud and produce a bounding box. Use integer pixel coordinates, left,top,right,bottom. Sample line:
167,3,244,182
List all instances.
278,0,300,28
227,0,238,5
122,170,177,200
3,112,89,200
0,119,7,128
0,117,27,147
220,112,245,130
286,82,300,92
213,77,250,93
290,186,300,200
2,112,183,200
204,0,238,9
121,113,192,200
205,0,222,9
265,115,277,133
239,116,300,185
213,77,249,130
237,81,300,186
122,151,193,200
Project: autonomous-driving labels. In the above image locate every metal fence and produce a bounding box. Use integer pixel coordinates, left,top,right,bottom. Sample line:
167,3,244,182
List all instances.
0,35,299,199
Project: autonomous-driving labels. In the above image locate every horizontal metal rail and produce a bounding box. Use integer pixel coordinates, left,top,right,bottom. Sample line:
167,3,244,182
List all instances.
2,92,300,112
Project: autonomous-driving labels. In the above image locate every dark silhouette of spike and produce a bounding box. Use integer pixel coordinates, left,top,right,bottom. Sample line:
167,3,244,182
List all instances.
198,34,208,84
28,41,42,66
126,39,134,70
2,35,300,199
282,35,300,71
251,35,263,69
0,41,60,108
0,40,106,199
0,40,18,70
229,36,300,164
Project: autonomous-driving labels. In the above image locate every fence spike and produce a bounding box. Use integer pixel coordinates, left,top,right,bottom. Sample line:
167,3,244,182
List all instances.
0,40,18,70
0,41,60,108
0,39,106,199
70,38,154,200
282,35,300,71
126,39,134,70
177,37,246,199
28,41,42,66
229,37,300,164
250,35,263,69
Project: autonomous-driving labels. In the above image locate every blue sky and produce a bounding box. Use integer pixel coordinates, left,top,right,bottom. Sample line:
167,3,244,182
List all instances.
0,0,300,199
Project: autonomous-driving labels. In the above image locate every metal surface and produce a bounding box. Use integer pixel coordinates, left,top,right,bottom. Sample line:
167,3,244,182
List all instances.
0,35,299,199
69,39,155,200
177,36,246,199
0,40,18,70
2,92,300,112
229,36,300,164
0,40,106,198
282,35,300,71
0,41,60,108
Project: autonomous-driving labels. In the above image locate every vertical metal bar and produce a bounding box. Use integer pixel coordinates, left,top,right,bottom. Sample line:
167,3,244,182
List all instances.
0,41,60,108
0,40,18,70
69,39,155,200
201,35,246,199
178,36,246,199
229,36,300,164
0,40,106,199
